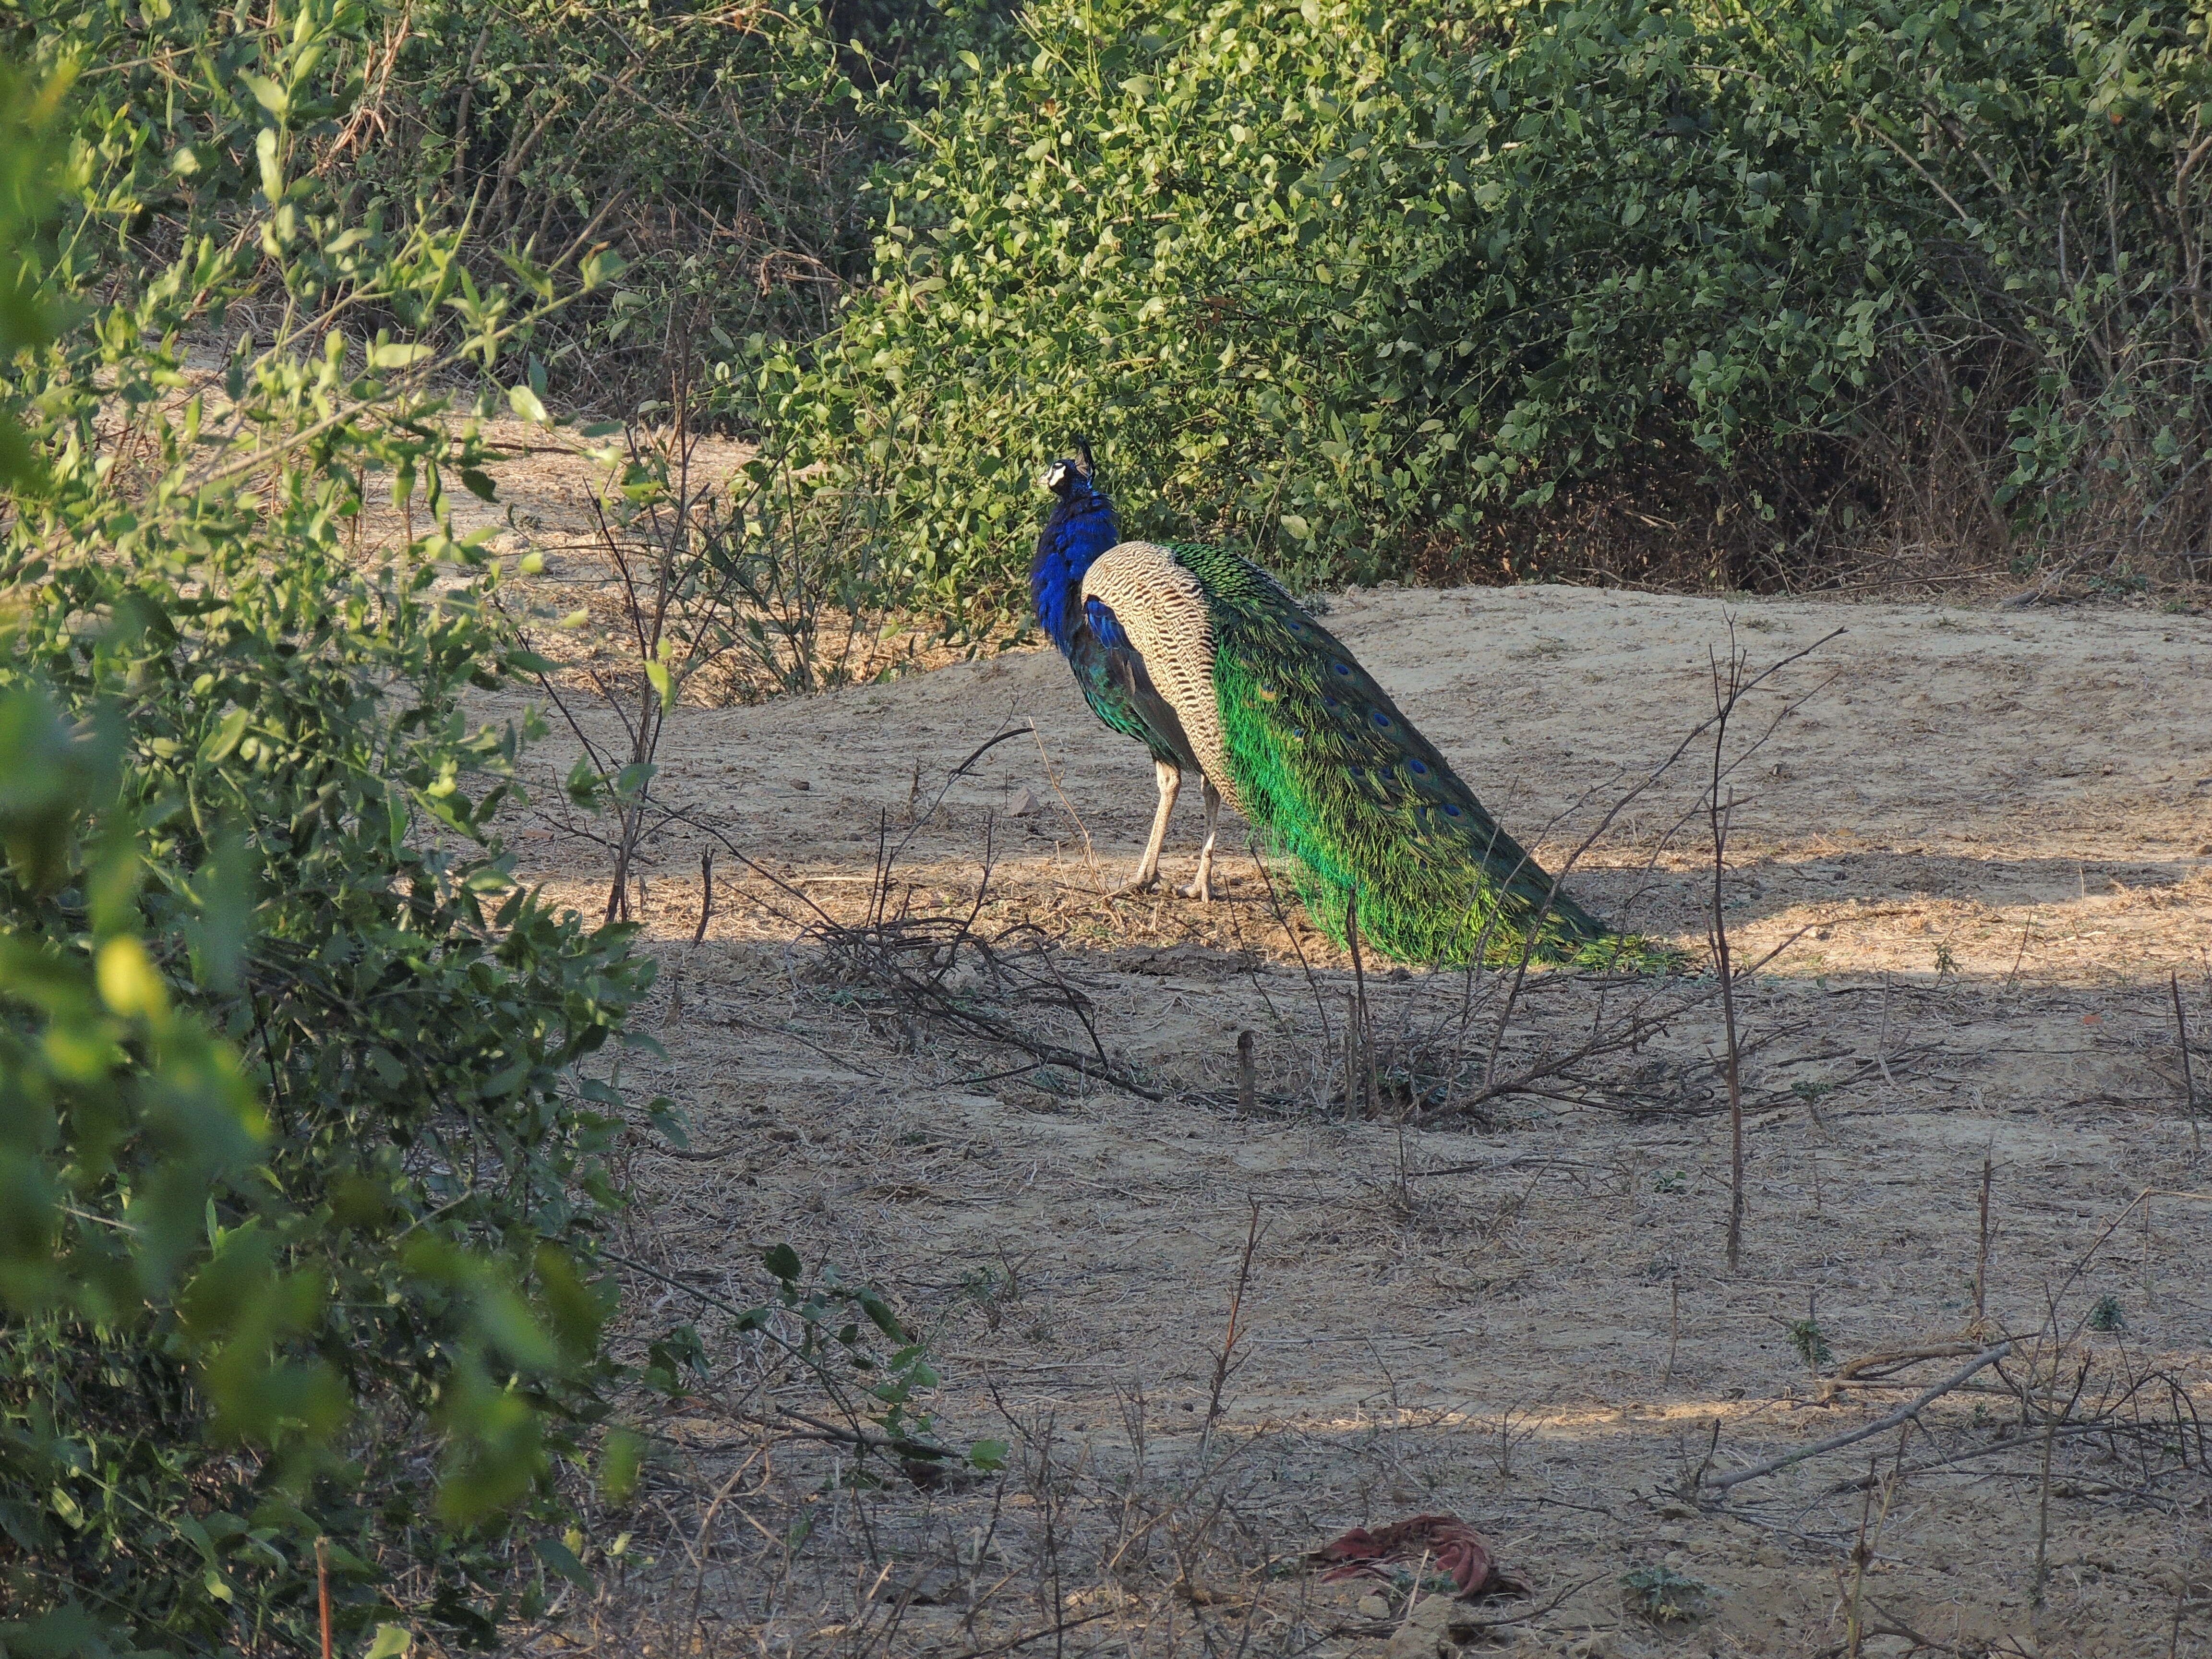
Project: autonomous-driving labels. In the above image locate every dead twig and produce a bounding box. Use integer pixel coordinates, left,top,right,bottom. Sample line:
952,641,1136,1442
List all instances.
1974,1147,1995,1324
1708,631,1748,1272
2033,1352,2094,1604
1832,1341,1986,1383
2174,971,2202,1156
316,1537,332,1659
693,846,715,945
1202,1202,1265,1438
938,1611,1118,1659
1700,1342,2011,1492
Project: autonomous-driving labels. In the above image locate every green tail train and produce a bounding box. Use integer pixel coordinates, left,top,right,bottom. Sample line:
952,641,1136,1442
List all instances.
1178,543,1623,967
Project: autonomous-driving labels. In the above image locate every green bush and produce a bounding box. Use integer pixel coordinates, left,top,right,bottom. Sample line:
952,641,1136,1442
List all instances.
0,24,659,1653
756,0,2212,613
0,505,654,1654
18,0,962,412
0,13,995,1645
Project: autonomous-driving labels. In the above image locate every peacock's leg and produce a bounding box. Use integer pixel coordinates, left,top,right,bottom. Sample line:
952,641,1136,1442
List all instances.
1114,759,1180,895
1178,775,1222,902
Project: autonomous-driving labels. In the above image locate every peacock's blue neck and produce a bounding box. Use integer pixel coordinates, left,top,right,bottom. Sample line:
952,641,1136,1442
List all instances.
1031,484,1120,656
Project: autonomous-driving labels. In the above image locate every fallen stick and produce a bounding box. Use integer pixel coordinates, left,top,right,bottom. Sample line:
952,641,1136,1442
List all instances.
1700,1341,2011,1492
1830,1340,1984,1382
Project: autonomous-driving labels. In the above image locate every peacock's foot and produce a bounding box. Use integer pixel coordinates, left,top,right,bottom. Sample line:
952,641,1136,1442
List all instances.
1111,872,1162,897
1176,877,1214,902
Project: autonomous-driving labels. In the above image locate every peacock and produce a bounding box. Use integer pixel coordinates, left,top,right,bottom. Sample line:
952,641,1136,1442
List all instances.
1031,445,1619,966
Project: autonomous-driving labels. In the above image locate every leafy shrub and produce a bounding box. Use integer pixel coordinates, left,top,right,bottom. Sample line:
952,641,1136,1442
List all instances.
0,13,998,1644
20,0,962,413
1786,1316,1834,1370
757,0,2212,613
0,508,653,1655
0,25,659,1653
352,0,876,406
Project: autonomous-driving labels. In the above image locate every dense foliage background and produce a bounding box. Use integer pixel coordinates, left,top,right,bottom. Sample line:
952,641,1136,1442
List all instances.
31,0,2201,626
757,0,2212,613
11,0,914,406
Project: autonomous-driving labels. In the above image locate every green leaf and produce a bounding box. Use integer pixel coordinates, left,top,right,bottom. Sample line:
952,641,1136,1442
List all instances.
857,1289,906,1342
473,1279,560,1371
254,126,283,202
200,707,250,764
578,248,626,290
647,1096,689,1149
565,756,604,807
598,1428,645,1504
968,1439,1010,1472
240,73,289,122
535,1245,609,1361
532,1536,594,1590
95,937,168,1019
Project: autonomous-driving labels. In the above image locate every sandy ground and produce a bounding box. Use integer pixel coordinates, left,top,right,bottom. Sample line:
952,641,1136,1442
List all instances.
468,577,2212,1659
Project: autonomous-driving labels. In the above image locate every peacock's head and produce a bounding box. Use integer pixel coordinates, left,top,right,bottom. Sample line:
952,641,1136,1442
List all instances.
1038,440,1098,498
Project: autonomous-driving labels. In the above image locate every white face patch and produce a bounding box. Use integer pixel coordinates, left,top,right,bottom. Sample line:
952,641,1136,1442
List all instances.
1041,460,1071,492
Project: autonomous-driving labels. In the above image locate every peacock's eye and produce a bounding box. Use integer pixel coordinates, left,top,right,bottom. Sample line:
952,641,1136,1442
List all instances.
1332,662,1351,676
1408,758,1428,774
1371,711,1391,729
1443,803,1463,817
